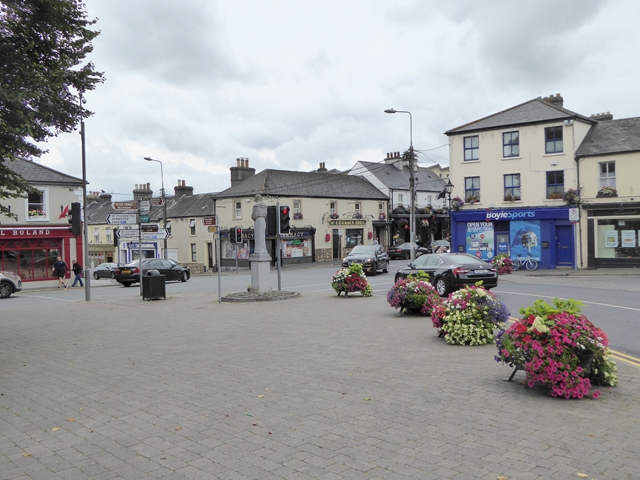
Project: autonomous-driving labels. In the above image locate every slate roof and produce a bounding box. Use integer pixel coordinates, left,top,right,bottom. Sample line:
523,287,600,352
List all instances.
355,161,447,193
215,169,388,200
575,117,640,157
86,192,218,225
445,97,595,135
5,157,84,186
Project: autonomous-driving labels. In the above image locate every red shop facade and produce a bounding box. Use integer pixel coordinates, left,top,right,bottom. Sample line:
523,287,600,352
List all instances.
0,226,83,286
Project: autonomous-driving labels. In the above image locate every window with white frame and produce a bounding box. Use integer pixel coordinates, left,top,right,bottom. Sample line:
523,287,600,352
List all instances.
93,227,100,243
189,219,196,235
464,176,480,202
378,203,384,214
464,136,479,161
27,189,47,220
545,126,563,154
398,194,404,205
166,220,172,237
106,229,112,244
426,195,432,206
234,201,242,219
599,161,616,189
329,201,337,215
503,131,520,158
191,243,197,262
293,200,302,219
354,203,361,214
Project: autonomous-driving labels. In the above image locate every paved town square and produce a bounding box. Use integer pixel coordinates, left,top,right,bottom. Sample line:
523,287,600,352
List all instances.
1,288,639,479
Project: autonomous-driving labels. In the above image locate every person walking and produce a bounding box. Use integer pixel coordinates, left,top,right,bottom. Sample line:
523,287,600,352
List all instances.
52,256,68,288
71,260,84,287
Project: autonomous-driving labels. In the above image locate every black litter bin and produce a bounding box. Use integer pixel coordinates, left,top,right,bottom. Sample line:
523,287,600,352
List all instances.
142,269,166,300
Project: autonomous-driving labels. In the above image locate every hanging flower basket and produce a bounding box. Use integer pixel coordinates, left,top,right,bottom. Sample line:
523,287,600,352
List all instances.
329,213,339,219
597,186,617,197
562,188,580,206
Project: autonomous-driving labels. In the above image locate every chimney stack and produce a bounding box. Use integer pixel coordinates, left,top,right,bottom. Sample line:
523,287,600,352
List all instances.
133,182,153,201
174,179,193,197
541,93,564,108
590,112,614,122
317,162,328,172
230,157,256,186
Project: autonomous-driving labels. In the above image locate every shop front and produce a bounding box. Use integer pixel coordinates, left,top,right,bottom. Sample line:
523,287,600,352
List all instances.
451,207,575,269
585,201,640,269
220,227,316,268
0,226,82,286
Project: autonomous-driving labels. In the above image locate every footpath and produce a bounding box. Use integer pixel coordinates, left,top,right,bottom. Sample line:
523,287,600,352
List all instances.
1,281,639,479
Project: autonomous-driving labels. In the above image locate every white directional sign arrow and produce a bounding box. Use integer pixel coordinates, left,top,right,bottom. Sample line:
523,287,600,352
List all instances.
141,229,169,240
106,213,137,225
116,229,139,238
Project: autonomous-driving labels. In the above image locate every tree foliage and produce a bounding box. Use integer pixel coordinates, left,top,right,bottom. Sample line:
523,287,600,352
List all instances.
0,0,104,219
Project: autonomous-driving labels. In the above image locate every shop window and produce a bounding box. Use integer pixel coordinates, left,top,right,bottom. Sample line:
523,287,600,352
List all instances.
27,189,47,220
546,171,564,198
464,136,479,161
596,218,640,259
234,201,242,219
599,161,616,189
345,229,363,248
464,176,480,203
503,131,519,158
189,219,196,235
545,126,563,154
282,238,311,258
503,174,521,201
191,243,197,262
0,241,60,280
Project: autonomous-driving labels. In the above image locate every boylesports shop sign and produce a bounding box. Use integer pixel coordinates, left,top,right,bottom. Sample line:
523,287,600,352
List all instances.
486,210,536,221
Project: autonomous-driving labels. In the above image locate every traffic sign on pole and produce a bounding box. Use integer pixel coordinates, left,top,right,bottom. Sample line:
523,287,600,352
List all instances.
116,229,139,238
149,198,165,206
203,216,217,226
141,224,159,232
141,229,169,240
106,213,137,225
569,208,580,223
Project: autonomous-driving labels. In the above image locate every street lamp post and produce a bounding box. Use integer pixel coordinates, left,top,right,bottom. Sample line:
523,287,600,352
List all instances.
79,92,90,301
445,178,455,246
143,157,168,259
385,108,417,261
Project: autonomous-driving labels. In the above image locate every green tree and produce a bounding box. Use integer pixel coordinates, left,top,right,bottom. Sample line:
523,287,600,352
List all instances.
0,0,104,219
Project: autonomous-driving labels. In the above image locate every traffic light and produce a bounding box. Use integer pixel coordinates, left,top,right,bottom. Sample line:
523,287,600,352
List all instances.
229,228,236,243
235,227,243,244
68,202,81,235
266,205,277,236
279,205,291,234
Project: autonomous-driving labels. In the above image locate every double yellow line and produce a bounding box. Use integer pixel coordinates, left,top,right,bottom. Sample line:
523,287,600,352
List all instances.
608,350,640,368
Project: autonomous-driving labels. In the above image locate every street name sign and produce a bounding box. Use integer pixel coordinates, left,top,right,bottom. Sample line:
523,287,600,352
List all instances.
112,201,137,210
116,229,139,238
106,213,137,225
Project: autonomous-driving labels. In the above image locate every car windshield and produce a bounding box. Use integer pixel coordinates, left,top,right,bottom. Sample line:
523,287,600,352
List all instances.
434,240,450,246
350,246,376,255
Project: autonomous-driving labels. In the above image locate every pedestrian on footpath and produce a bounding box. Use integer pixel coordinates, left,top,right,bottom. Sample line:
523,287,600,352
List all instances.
52,256,68,288
71,260,84,287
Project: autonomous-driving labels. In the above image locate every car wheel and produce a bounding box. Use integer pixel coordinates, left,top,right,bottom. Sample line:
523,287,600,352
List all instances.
394,275,402,284
110,271,116,279
122,282,133,287
382,262,388,273
181,271,189,282
435,277,448,297
369,263,377,276
0,282,12,298
93,272,99,280
404,252,410,260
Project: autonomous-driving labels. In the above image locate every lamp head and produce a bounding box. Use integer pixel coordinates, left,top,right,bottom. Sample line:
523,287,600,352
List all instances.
144,157,153,161
445,179,455,194
384,108,396,114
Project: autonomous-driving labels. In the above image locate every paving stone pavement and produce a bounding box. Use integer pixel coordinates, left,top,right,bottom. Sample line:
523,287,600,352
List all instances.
1,290,639,479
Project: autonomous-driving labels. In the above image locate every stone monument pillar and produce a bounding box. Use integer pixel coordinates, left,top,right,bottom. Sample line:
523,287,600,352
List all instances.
249,195,271,293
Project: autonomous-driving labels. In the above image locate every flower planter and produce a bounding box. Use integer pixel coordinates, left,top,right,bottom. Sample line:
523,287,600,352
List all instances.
576,350,596,375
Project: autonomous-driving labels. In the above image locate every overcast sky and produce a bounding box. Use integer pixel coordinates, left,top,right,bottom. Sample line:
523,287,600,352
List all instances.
37,0,640,200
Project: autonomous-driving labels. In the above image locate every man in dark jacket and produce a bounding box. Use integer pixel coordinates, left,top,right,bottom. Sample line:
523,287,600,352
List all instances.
71,260,84,287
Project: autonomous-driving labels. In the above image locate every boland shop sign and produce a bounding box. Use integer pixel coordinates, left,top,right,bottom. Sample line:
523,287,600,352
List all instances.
0,227,68,237
485,210,537,221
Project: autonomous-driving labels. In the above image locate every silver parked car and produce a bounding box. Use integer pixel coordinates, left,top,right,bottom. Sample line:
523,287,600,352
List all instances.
0,271,22,298
91,262,118,279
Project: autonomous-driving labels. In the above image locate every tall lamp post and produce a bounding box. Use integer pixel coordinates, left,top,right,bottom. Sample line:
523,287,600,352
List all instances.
79,92,90,301
143,157,168,259
445,179,455,246
385,108,417,261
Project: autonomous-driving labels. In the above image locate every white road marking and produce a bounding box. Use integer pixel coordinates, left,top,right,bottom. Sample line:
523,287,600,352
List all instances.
497,290,640,312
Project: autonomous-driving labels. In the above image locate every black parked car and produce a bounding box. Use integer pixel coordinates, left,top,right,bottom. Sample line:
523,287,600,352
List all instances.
91,262,118,279
342,245,389,276
394,253,498,296
387,242,428,260
114,259,190,287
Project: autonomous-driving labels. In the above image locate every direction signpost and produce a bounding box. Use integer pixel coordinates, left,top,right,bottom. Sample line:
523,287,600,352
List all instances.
202,216,217,226
112,201,137,210
149,198,165,206
141,224,159,232
116,229,139,239
106,213,137,225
